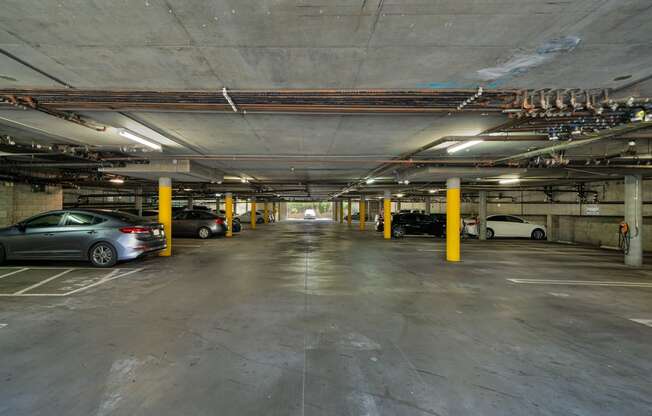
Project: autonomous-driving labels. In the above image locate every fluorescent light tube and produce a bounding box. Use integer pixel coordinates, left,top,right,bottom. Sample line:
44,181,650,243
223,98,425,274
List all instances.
119,130,162,151
447,140,483,154
499,178,520,184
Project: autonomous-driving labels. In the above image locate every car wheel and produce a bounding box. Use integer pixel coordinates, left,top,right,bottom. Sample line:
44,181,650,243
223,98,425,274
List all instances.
392,226,405,239
0,244,6,265
486,228,495,239
531,229,545,240
257,218,264,224
89,242,117,268
197,227,212,239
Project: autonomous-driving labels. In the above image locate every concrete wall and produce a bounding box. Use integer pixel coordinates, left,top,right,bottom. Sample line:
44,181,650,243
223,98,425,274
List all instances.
0,182,63,227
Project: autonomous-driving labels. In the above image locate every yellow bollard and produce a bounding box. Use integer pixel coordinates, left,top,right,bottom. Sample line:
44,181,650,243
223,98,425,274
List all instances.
158,177,172,256
383,192,391,240
225,192,233,238
446,178,461,262
359,197,366,231
251,200,257,230
263,202,269,224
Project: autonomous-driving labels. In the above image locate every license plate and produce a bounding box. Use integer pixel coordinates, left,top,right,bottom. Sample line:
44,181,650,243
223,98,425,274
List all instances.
152,229,161,236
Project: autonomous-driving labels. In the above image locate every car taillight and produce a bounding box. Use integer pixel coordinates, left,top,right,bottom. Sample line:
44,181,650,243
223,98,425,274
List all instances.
120,226,150,234
215,218,224,225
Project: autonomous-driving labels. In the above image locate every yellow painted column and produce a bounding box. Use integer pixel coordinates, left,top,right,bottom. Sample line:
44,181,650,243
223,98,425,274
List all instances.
347,198,352,225
383,191,392,240
263,202,269,224
225,192,233,238
446,177,461,262
158,177,172,256
251,199,257,230
339,201,344,223
359,196,366,231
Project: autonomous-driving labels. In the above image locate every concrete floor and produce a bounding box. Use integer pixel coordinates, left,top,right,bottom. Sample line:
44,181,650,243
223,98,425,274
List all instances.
1,221,651,415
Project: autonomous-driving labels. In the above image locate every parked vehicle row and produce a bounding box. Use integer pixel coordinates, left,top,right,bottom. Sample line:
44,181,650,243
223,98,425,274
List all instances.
376,213,546,240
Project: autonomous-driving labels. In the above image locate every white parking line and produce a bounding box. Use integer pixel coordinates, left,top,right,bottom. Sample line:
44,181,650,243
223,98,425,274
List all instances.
508,278,652,288
0,267,146,297
14,269,74,294
61,268,137,296
630,319,652,328
0,268,29,279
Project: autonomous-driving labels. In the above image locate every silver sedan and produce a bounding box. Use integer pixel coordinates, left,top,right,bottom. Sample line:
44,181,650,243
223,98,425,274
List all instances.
0,209,166,267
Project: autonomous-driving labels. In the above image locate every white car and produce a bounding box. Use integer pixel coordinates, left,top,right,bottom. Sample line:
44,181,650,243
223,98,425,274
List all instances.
304,209,317,220
464,215,546,240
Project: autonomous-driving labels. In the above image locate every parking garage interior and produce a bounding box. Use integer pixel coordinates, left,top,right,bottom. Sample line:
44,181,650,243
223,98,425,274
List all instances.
1,1,652,415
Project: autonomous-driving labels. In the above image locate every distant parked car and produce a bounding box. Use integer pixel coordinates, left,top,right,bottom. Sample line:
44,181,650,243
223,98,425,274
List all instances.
376,212,445,238
304,209,317,220
0,209,166,267
239,211,264,224
464,215,546,240
172,210,228,239
119,208,159,219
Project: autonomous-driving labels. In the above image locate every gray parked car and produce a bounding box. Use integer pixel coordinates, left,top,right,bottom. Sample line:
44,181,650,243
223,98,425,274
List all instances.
0,209,166,267
172,210,227,239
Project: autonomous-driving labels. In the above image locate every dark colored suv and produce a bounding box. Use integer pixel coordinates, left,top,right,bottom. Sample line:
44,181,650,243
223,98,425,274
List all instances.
376,212,445,238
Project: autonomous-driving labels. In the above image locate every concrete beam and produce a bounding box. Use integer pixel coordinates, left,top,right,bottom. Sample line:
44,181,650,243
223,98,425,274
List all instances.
100,160,224,183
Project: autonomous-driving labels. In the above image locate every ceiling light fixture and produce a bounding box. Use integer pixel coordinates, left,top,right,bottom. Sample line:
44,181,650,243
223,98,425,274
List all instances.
447,140,483,154
365,178,375,184
119,130,162,151
432,141,459,150
428,189,437,194
499,178,520,185
396,193,405,198
109,178,124,184
240,177,248,183
222,87,238,112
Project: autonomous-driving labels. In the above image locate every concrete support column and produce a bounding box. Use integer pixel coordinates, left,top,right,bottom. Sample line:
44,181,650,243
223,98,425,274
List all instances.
478,190,487,241
359,196,366,231
425,196,431,215
187,196,193,209
446,177,461,262
339,201,344,223
225,192,234,238
251,198,257,230
263,202,269,224
397,200,402,212
625,175,643,266
158,177,172,257
135,186,143,217
546,214,558,243
347,198,352,225
383,191,392,240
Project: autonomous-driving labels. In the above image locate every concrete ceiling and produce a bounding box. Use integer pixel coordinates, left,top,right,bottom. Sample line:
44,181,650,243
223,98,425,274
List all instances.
2,0,651,90
1,0,652,198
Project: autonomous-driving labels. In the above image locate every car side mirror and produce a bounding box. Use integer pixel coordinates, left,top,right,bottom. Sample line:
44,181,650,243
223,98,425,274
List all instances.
16,223,26,232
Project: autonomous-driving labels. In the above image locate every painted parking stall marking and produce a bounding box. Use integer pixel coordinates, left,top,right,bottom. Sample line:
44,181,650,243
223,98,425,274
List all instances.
508,278,652,288
0,267,146,297
630,319,652,328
